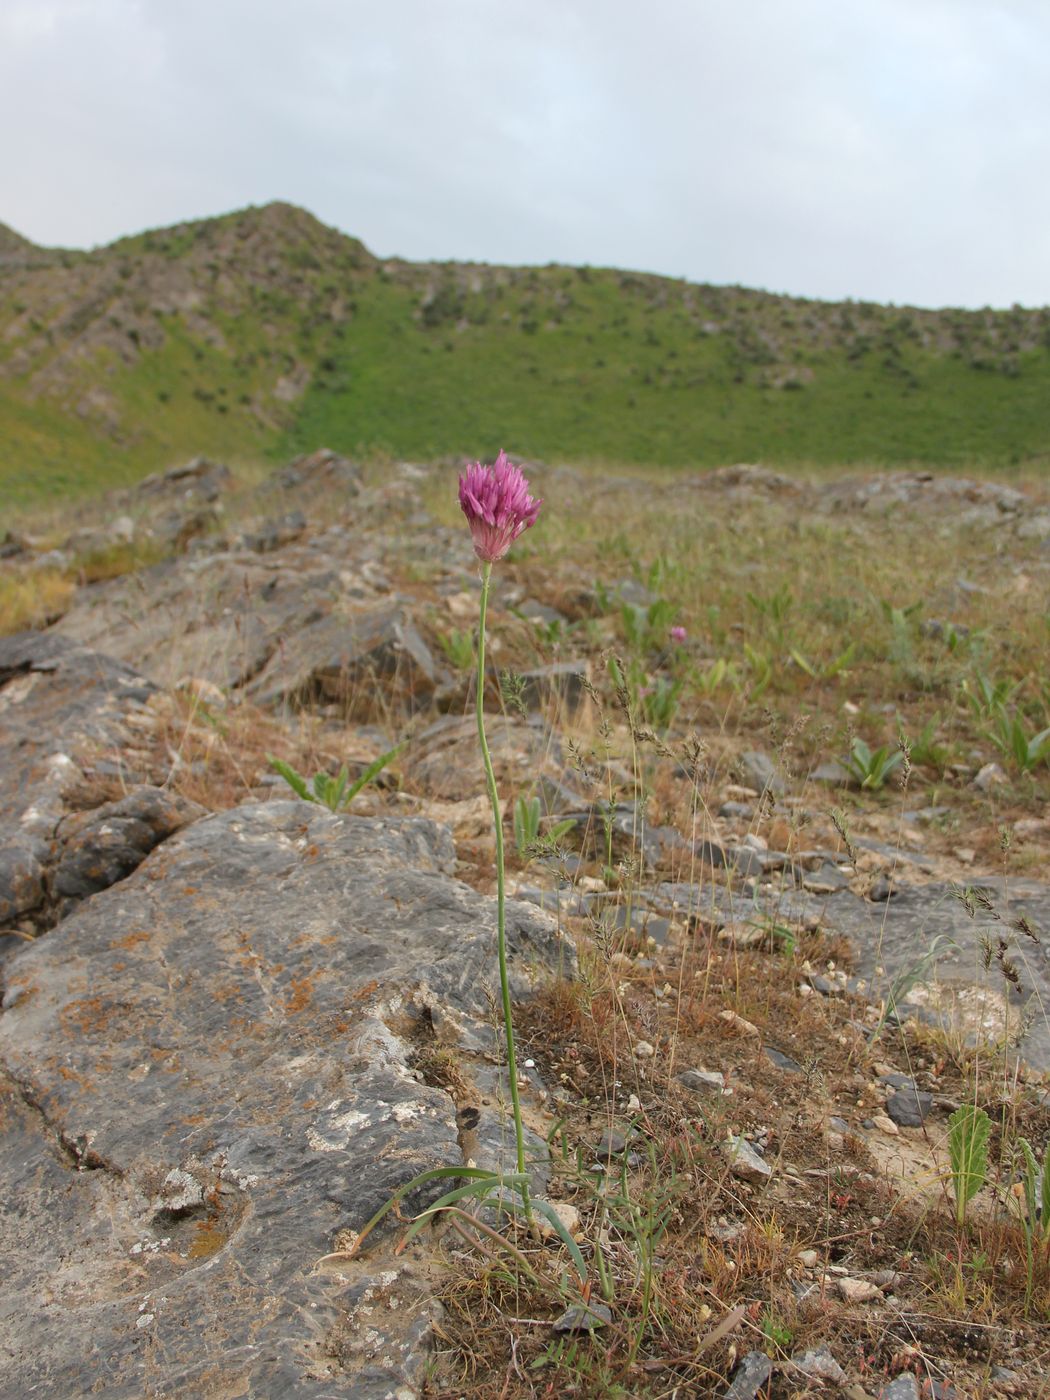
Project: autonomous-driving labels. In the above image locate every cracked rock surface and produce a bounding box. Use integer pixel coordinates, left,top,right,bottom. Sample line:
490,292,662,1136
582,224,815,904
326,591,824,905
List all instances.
0,801,571,1397
49,530,440,713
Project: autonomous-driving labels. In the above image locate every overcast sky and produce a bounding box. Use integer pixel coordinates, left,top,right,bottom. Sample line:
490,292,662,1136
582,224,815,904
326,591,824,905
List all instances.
3,0,1048,309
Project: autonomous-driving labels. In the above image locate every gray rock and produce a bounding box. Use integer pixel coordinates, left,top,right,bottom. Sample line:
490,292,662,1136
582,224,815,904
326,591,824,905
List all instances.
869,873,897,902
879,1374,920,1400
152,1166,206,1217
650,867,1050,1070
599,903,672,945
700,463,800,494
51,785,204,910
693,838,730,868
135,455,232,505
241,510,307,553
853,837,937,872
724,1136,772,1183
792,1344,847,1384
594,1128,635,1158
972,761,1007,791
513,597,568,627
809,760,851,786
812,879,1050,1070
613,578,658,610
723,1349,773,1399
807,973,846,996
0,633,159,928
678,1068,727,1095
515,887,590,917
49,525,420,703
246,600,437,716
801,861,852,894
555,800,686,873
737,750,785,796
268,447,362,498
723,845,767,880
879,1073,917,1091
514,662,589,711
763,1046,803,1074
885,1087,934,1127
407,714,559,803
552,1302,612,1333
1015,511,1050,542
0,802,574,1397
706,1219,745,1243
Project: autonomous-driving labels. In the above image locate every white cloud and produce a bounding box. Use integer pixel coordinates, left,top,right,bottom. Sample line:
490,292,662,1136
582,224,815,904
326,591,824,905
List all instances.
1,0,1048,307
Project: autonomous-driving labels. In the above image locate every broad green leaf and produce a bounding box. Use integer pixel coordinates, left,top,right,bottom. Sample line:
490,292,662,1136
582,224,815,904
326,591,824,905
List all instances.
948,1104,990,1224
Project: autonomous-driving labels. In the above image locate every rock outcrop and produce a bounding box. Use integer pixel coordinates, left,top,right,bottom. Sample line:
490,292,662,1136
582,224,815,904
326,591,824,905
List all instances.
0,801,570,1397
0,632,162,933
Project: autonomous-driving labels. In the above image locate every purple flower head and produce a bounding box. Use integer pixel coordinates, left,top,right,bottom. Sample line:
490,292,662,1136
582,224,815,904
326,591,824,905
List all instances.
458,450,542,563
670,625,687,644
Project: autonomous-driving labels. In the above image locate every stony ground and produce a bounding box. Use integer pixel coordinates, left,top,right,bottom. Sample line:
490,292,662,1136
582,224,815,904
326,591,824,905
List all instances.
0,453,1048,1398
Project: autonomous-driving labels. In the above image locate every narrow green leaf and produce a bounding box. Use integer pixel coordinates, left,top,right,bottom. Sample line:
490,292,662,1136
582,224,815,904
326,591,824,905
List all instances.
347,1165,515,1255
529,1198,589,1281
344,741,407,805
789,648,818,678
267,756,315,803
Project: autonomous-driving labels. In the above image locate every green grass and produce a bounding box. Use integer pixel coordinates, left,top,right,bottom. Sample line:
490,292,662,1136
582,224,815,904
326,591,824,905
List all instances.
2,203,1049,509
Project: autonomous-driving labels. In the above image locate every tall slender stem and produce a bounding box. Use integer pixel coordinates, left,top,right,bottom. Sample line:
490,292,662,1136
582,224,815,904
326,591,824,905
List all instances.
475,562,530,1214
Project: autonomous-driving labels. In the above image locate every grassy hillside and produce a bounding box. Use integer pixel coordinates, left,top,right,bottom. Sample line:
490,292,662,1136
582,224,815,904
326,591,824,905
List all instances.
1,202,1049,506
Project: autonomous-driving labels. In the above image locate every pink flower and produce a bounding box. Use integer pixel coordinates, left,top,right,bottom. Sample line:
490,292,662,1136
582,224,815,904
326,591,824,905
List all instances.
670,626,687,644
458,451,542,563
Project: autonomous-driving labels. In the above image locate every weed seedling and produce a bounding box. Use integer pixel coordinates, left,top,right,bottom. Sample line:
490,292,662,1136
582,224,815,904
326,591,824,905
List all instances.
268,743,405,811
845,736,906,790
947,1103,991,1226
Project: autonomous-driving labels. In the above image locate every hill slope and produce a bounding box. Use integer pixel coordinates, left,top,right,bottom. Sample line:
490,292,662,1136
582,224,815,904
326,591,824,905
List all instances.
1,201,1049,504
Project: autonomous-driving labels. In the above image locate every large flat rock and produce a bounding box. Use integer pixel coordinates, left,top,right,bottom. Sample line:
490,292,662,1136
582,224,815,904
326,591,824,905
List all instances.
651,874,1050,1068
50,539,439,713
817,877,1050,1065
0,801,570,1397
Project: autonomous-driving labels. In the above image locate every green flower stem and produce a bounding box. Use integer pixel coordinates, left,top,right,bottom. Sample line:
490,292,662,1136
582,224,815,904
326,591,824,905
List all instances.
475,561,530,1217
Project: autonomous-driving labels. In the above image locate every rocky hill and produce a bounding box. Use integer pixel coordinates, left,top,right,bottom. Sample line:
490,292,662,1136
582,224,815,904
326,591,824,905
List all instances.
2,202,1050,507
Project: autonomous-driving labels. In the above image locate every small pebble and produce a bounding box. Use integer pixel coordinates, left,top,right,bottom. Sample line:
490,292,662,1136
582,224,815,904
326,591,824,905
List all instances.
719,1009,760,1037
837,1277,880,1303
534,1201,582,1242
791,1345,847,1385
972,762,1007,791
677,1068,727,1095
724,1135,772,1183
551,1302,612,1333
